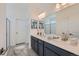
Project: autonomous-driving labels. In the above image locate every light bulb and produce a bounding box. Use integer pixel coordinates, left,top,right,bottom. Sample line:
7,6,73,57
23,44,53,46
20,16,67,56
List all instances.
61,3,66,6
38,12,46,19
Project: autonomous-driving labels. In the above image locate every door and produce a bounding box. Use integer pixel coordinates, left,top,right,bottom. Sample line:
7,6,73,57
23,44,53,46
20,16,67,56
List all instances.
6,18,10,49
15,19,26,44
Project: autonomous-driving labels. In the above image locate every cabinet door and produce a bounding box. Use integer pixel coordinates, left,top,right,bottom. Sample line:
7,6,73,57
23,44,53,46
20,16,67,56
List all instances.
38,39,44,56
31,36,38,54
44,47,58,56
31,36,35,50
34,40,38,54
38,43,43,56
31,36,38,53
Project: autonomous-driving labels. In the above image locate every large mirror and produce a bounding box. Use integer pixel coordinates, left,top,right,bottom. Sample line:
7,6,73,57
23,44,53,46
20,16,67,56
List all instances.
43,15,56,34
39,20,44,29
31,15,56,35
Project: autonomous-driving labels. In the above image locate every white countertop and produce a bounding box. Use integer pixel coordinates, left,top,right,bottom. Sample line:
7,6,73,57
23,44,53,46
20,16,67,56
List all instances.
32,34,79,55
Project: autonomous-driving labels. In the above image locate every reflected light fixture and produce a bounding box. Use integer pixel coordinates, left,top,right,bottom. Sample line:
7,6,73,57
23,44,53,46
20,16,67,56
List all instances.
38,12,46,20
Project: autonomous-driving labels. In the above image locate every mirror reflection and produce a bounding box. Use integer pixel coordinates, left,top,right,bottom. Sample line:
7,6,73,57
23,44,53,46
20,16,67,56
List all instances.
43,15,56,34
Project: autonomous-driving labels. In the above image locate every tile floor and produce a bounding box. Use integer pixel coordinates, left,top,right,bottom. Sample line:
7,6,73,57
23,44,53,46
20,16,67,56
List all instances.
6,44,38,56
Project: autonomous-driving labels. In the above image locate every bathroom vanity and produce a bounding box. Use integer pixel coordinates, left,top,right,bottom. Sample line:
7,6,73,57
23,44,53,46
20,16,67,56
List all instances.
31,35,79,56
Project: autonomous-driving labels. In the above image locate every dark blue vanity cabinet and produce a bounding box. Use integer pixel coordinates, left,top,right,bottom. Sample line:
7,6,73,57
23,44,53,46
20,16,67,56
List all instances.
44,47,58,56
31,36,38,54
31,36,35,51
38,39,44,56
44,41,59,56
31,36,77,56
44,42,77,56
31,36,44,55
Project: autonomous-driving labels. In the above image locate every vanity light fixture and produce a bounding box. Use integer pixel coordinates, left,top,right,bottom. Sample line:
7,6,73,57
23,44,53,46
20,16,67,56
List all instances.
56,3,74,11
56,3,61,11
56,3,60,9
61,3,67,6
56,3,67,9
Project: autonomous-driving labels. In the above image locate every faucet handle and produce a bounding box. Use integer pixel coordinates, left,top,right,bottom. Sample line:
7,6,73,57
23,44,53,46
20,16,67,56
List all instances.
69,33,73,36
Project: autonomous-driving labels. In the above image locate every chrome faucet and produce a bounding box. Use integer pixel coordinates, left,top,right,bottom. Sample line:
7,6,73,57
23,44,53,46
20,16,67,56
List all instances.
61,32,69,41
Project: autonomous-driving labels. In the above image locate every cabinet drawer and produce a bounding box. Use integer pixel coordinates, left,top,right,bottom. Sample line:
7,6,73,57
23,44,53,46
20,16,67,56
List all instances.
44,42,77,56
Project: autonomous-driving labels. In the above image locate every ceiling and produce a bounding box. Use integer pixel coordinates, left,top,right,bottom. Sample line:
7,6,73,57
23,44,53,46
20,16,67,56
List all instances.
28,3,56,19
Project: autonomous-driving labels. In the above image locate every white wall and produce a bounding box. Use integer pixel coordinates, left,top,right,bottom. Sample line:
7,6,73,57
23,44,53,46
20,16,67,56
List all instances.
56,4,79,38
0,4,6,49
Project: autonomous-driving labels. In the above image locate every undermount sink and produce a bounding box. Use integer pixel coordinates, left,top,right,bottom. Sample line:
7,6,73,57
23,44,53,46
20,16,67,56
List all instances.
68,38,79,46
45,34,79,46
47,35,60,40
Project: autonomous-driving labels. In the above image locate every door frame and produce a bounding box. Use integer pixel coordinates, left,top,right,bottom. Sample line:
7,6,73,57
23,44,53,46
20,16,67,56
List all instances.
6,18,10,49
